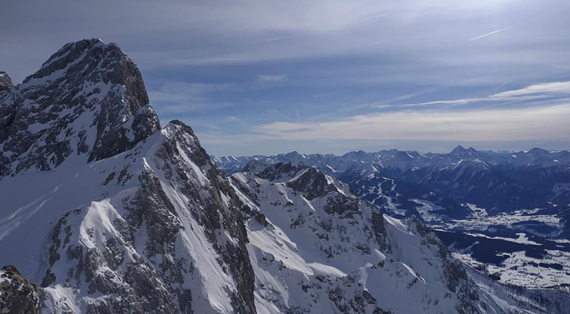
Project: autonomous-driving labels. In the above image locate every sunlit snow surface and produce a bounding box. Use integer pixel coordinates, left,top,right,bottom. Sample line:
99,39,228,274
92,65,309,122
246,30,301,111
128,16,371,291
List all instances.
1,138,569,312
0,124,247,313
229,169,566,313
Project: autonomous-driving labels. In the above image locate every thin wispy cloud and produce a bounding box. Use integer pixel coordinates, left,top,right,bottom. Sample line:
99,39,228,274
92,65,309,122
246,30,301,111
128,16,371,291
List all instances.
256,74,288,83
227,116,241,122
149,81,236,113
492,81,570,98
491,81,510,93
264,109,290,120
398,81,570,108
206,103,570,144
367,90,436,111
470,26,513,41
364,13,388,20
371,104,394,109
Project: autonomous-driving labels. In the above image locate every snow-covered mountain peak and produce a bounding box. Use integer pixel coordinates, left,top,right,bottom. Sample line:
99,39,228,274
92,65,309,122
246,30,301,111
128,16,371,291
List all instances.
252,162,354,200
341,149,367,159
0,71,13,91
449,145,479,158
526,147,549,155
242,159,268,174
26,39,107,80
451,145,470,153
0,39,160,178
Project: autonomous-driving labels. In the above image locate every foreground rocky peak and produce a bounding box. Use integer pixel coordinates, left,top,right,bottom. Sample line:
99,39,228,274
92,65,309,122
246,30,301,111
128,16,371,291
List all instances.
0,41,256,313
0,117,256,313
0,38,160,177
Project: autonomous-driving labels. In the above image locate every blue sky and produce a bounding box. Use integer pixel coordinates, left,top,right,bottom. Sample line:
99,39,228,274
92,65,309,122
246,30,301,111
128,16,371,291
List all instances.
1,0,570,156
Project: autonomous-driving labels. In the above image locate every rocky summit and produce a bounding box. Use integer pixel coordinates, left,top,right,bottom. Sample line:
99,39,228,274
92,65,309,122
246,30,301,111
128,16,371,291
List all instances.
1,39,569,314
0,38,160,177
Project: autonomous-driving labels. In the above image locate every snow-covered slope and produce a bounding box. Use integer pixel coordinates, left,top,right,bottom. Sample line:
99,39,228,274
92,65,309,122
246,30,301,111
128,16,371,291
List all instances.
214,149,570,290
230,163,570,313
0,39,255,314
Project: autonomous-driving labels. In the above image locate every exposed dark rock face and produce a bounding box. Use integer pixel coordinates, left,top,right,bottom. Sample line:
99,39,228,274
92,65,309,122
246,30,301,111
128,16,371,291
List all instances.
37,122,256,313
0,72,13,91
326,275,379,313
0,39,255,314
0,265,40,314
256,162,337,200
151,120,255,313
0,39,160,177
403,216,480,314
323,194,361,218
371,211,390,252
286,167,336,200
256,162,298,181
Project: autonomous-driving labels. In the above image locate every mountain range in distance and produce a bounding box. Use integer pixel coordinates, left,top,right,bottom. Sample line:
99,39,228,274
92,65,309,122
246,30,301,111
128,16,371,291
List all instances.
1,39,569,314
213,146,570,290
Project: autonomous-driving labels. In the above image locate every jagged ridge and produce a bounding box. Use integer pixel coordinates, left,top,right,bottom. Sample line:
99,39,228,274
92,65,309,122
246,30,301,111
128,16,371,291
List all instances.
0,38,160,177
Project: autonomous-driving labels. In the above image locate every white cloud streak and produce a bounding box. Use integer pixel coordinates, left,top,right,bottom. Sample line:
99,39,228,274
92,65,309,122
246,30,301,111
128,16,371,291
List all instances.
204,103,570,144
256,74,288,82
492,81,570,98
398,81,570,108
470,26,513,41
148,81,235,113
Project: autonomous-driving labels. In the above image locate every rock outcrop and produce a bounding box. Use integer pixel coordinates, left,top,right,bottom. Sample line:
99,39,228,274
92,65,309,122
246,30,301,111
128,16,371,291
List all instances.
0,265,40,314
0,72,13,91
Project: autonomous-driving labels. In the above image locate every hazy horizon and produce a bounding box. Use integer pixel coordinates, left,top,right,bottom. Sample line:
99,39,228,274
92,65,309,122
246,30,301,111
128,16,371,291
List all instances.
210,143,570,158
